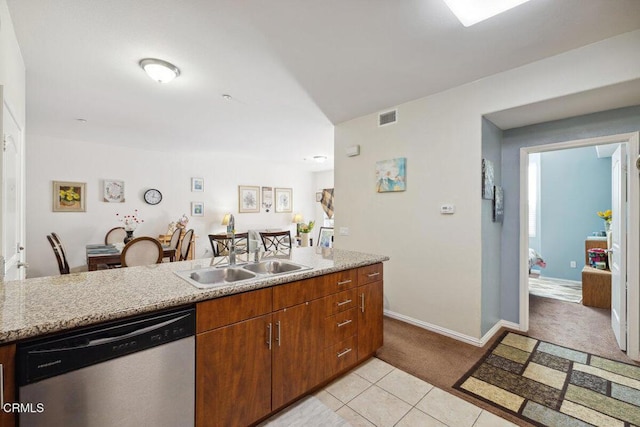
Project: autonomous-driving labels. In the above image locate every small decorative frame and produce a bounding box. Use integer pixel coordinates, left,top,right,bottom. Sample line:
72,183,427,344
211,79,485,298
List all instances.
103,179,125,203
191,201,204,216
493,186,504,223
482,159,494,200
274,187,293,213
375,157,406,193
318,227,334,248
191,177,204,192
239,185,260,213
262,186,273,212
53,181,86,212
316,192,322,202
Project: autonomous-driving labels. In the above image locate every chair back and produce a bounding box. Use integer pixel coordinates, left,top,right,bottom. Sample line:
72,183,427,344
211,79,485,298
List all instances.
47,234,69,274
120,237,163,267
208,233,249,264
105,227,127,244
179,229,195,261
260,231,292,251
168,228,182,250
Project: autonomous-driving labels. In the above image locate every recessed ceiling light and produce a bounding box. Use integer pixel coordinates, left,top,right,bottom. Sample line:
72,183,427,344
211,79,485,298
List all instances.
222,94,233,101
139,58,181,83
76,118,87,123
443,0,531,27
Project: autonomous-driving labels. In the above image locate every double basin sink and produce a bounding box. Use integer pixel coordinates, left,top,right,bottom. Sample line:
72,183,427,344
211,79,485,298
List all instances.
175,260,312,289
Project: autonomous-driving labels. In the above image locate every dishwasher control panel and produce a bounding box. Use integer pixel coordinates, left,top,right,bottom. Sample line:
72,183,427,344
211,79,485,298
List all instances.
17,307,195,386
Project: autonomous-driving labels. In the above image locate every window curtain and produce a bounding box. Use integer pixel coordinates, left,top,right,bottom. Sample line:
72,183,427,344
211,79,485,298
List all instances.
321,188,334,219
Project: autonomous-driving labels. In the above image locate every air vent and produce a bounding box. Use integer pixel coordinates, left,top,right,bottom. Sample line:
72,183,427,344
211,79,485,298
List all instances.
378,109,397,127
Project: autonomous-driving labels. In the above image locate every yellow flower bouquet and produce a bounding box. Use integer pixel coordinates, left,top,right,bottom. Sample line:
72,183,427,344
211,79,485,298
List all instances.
299,221,315,234
597,209,612,223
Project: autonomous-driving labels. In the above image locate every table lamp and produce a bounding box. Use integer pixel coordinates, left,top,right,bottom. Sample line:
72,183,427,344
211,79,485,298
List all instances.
292,213,304,237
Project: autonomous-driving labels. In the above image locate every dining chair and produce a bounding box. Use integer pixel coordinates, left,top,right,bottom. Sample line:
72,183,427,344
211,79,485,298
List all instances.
120,237,163,267
50,232,71,273
208,233,249,265
47,234,69,274
179,229,195,261
105,227,127,245
259,231,292,251
162,228,182,262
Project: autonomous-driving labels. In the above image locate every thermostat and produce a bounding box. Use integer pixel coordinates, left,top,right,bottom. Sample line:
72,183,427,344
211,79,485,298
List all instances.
440,204,455,214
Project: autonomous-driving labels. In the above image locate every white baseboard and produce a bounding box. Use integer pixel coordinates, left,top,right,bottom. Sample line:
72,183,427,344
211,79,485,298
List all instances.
384,309,522,347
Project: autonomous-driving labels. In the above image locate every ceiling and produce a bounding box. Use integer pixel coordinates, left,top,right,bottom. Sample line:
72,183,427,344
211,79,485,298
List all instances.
6,0,640,171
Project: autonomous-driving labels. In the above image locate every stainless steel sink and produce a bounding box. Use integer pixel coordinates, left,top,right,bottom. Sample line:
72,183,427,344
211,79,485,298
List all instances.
242,260,311,275
174,266,257,289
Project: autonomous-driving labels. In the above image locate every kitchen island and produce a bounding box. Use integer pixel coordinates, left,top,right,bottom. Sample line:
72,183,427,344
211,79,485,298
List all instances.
0,247,388,426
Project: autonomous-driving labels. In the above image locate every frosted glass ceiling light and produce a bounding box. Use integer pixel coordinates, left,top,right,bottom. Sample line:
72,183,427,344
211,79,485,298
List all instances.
139,58,181,83
443,0,531,27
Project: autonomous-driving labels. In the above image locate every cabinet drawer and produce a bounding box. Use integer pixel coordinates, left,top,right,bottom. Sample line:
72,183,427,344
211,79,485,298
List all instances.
325,335,358,379
197,288,272,333
273,276,327,310
325,308,357,347
358,263,383,286
325,288,357,316
324,269,358,292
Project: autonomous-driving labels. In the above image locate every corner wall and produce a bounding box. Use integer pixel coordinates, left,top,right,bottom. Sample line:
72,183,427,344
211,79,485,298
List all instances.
335,30,640,341
26,134,317,278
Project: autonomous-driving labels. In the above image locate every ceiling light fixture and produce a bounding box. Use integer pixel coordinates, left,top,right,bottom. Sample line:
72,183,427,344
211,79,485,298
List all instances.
443,0,531,27
313,156,327,163
139,58,181,83
222,94,233,101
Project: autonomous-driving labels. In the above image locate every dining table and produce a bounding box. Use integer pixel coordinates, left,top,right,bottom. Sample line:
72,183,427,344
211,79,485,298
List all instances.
86,243,177,271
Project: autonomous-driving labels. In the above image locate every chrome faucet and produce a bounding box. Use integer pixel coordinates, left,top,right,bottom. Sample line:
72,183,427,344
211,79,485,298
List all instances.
227,214,236,266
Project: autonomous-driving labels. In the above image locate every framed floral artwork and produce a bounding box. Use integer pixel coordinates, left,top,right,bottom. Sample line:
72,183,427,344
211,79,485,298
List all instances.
53,181,86,212
103,179,125,203
239,185,260,213
275,187,293,213
262,186,273,212
191,201,204,216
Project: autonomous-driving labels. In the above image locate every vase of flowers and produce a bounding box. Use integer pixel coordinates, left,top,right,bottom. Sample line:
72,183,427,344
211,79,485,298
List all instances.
299,221,315,247
597,209,612,233
117,210,144,243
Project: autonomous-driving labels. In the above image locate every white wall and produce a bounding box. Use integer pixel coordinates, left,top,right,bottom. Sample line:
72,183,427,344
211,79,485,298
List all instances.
335,30,640,342
26,135,316,278
0,0,25,125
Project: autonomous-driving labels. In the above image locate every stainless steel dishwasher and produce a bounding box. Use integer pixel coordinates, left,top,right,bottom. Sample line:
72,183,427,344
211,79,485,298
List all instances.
17,307,195,427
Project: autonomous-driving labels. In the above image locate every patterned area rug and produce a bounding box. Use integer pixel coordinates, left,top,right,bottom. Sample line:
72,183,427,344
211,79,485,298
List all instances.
529,277,582,304
455,331,640,426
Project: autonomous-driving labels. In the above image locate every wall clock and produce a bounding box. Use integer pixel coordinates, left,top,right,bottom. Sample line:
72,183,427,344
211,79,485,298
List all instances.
144,188,162,205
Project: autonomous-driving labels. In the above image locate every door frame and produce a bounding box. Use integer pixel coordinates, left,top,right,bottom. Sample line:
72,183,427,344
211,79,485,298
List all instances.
518,132,640,360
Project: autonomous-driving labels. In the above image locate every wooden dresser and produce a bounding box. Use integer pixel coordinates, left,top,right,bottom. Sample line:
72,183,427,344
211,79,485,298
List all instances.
582,238,611,308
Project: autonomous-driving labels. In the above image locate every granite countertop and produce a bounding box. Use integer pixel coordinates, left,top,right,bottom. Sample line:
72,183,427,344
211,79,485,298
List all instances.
0,247,388,344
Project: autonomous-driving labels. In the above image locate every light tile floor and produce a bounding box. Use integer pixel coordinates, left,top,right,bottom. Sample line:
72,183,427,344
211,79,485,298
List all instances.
309,358,518,427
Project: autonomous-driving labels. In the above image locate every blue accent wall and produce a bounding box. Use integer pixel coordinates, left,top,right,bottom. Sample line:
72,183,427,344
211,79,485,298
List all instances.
539,147,611,281
497,105,640,324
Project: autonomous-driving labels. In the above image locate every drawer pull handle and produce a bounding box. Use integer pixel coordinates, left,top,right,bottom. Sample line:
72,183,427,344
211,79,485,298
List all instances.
337,279,352,286
337,299,352,307
266,323,272,350
337,319,352,328
276,321,281,347
337,348,352,358
367,272,380,278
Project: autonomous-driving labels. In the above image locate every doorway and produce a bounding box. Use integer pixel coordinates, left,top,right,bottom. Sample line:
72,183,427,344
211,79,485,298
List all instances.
518,132,640,360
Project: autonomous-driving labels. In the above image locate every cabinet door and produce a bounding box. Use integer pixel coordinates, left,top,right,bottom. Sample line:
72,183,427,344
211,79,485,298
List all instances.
272,299,325,409
196,314,272,427
357,281,384,360
0,344,16,427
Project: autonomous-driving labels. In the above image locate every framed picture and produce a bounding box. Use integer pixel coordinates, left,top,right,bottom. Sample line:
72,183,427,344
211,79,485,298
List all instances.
318,227,334,248
375,157,406,193
493,186,504,223
482,159,494,200
262,186,273,212
274,187,293,213
191,201,204,216
239,185,260,213
53,181,86,212
191,177,204,192
103,179,125,203
316,192,322,202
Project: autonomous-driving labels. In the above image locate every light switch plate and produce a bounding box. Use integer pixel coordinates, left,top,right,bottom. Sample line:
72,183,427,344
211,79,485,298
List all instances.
440,204,455,214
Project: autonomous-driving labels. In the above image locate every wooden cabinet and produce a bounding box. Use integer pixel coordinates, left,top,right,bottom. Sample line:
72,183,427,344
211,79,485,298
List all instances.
272,298,325,409
195,263,384,426
357,264,384,360
0,344,16,427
